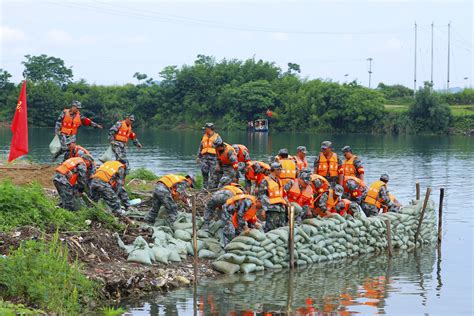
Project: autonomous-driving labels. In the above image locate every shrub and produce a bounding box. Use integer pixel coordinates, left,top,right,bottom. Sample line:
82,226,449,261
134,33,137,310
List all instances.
127,167,158,181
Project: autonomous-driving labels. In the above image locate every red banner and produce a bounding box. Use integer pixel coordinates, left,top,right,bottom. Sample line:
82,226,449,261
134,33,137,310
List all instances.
8,80,28,162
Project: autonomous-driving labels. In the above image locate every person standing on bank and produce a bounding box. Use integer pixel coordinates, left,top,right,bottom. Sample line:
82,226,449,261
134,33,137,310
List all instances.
196,123,221,189
109,114,142,173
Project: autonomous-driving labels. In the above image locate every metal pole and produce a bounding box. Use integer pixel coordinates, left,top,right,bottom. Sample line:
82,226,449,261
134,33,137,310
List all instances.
385,219,393,257
438,188,445,245
447,22,451,91
431,22,434,87
288,205,295,269
367,58,373,88
415,187,432,245
414,22,417,96
416,181,420,200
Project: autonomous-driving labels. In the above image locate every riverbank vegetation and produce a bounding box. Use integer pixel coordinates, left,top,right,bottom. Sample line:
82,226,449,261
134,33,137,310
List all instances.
0,55,472,134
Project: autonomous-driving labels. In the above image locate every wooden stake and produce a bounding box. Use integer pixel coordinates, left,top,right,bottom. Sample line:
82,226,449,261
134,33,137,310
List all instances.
415,187,431,245
438,188,445,245
288,205,295,269
416,182,420,200
191,196,198,267
385,219,393,257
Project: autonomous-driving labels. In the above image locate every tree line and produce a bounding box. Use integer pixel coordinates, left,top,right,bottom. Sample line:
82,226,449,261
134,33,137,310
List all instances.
0,54,469,133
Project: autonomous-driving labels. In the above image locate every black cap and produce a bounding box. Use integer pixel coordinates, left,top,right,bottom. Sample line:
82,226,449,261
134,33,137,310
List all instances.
278,148,289,156
380,174,390,183
203,122,214,130
321,141,332,150
341,146,352,153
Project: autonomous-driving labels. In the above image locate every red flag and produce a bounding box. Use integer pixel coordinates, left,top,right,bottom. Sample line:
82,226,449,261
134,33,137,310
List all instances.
8,80,28,162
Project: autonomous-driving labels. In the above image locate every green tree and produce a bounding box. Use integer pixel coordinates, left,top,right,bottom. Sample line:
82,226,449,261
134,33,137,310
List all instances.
22,54,73,85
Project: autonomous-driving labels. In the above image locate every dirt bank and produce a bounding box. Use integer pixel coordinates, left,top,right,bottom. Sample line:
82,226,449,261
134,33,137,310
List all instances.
0,164,56,189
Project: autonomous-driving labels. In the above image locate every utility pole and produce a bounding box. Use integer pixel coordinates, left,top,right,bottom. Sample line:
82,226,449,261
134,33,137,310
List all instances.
447,22,451,91
367,58,373,88
431,22,434,87
414,22,417,97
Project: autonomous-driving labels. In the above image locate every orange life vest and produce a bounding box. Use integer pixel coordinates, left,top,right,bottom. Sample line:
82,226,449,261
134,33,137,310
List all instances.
60,109,82,135
217,143,236,166
279,159,297,185
364,180,386,208
326,189,339,213
159,174,187,188
92,161,124,186
336,199,352,216
343,155,358,177
245,161,270,182
310,174,330,194
114,120,134,143
234,144,249,163
225,194,258,228
55,157,85,185
222,184,244,196
265,176,287,205
343,176,366,198
295,156,308,171
69,144,90,158
317,152,339,177
200,132,220,155
286,180,314,206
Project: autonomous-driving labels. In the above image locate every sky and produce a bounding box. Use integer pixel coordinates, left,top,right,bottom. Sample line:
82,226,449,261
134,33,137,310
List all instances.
0,0,472,88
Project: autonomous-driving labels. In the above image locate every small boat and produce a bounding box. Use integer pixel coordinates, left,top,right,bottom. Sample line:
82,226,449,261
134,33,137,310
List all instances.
253,119,269,132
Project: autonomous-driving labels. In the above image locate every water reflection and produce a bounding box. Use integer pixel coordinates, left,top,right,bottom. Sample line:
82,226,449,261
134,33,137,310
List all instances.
124,247,437,315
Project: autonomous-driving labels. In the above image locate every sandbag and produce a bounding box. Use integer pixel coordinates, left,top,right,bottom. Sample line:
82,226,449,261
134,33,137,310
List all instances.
167,248,182,262
198,249,218,259
212,261,240,274
174,229,192,241
99,145,114,162
240,263,257,274
49,135,61,154
127,249,152,265
216,253,246,264
152,246,171,264
247,229,266,241
225,242,252,251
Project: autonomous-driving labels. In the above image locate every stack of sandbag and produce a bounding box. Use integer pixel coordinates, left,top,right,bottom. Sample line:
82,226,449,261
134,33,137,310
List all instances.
211,199,437,274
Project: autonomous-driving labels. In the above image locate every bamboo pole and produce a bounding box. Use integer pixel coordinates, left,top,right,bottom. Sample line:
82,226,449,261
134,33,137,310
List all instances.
385,219,393,257
415,187,431,245
288,205,295,269
191,196,198,266
416,182,420,200
438,188,445,245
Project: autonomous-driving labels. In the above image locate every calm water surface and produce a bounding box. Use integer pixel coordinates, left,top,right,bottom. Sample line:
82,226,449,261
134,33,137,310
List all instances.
0,128,473,315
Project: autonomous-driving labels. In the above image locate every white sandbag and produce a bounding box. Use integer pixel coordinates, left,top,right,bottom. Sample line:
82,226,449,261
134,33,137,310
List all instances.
212,261,240,274
152,246,171,264
99,145,115,162
49,135,61,154
127,249,153,265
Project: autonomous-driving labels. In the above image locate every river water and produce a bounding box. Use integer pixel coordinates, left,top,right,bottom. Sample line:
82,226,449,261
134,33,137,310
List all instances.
0,128,473,315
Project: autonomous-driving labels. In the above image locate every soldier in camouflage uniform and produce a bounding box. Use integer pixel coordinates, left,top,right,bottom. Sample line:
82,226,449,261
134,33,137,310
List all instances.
317,184,344,215
90,160,130,217
53,100,102,161
335,199,362,216
313,141,344,187
62,143,91,162
197,123,221,189
256,162,287,232
341,146,365,181
109,114,142,173
244,161,270,194
232,144,251,182
203,183,243,229
53,155,95,211
283,170,313,223
362,174,400,217
144,174,195,226
213,138,239,188
342,177,368,204
222,195,262,246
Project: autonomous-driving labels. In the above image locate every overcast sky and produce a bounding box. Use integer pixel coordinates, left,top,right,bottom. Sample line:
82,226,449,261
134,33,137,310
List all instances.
1,0,472,88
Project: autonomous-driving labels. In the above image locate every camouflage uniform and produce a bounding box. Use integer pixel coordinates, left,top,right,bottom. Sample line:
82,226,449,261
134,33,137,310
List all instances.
350,157,365,178
203,189,234,226
343,185,368,204
256,175,287,232
145,181,188,226
197,134,222,189
222,197,256,246
317,191,340,214
283,179,308,224
313,152,343,187
62,145,90,162
213,147,239,188
53,163,88,211
361,185,399,217
90,167,129,216
53,110,99,159
109,121,141,172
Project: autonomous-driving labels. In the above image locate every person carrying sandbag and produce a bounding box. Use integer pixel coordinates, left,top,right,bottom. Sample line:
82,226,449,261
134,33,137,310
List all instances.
362,174,400,217
52,100,103,161
90,160,131,217
342,176,367,204
212,138,239,188
283,169,314,223
203,183,244,229
144,174,195,226
53,155,95,211
108,114,142,173
315,184,344,216
62,143,91,162
222,194,262,245
244,161,270,194
256,162,287,232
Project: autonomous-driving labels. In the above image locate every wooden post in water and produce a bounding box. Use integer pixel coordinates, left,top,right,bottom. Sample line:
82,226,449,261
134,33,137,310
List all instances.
385,219,393,257
288,205,295,269
438,188,445,245
415,187,431,245
191,196,198,266
416,182,420,200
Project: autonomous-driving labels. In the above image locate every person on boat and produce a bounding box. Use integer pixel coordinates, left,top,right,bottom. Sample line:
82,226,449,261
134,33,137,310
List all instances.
313,141,344,187
53,100,102,161
196,123,221,189
256,162,287,232
109,114,142,173
90,160,131,217
213,138,239,188
283,170,314,223
244,161,271,194
341,146,365,181
53,155,95,211
316,184,344,216
342,176,367,204
232,144,251,181
295,146,309,172
362,174,400,217
222,194,262,246
144,174,195,226
62,143,91,161
275,148,297,186
203,183,244,229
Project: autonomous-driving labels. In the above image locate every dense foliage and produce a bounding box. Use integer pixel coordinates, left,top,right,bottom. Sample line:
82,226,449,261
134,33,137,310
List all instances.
0,54,470,133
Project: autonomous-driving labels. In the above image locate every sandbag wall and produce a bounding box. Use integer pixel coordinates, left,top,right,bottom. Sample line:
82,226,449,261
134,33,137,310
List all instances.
211,199,437,274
